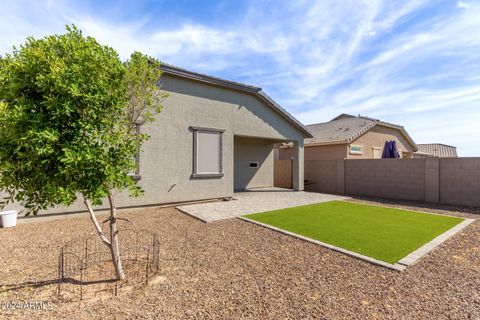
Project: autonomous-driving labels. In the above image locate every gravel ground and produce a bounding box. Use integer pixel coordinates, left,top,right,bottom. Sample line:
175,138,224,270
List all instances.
0,201,479,319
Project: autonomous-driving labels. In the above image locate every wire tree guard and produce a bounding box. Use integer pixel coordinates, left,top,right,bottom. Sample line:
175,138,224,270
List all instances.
57,228,160,301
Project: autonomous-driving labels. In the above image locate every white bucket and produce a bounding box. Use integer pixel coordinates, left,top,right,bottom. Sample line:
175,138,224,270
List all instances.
0,210,18,228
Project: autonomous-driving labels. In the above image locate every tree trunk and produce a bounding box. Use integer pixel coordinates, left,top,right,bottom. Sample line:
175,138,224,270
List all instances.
84,195,125,281
84,197,111,247
107,192,125,280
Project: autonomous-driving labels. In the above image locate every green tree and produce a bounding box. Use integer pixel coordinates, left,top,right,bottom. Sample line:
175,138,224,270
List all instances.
0,25,165,280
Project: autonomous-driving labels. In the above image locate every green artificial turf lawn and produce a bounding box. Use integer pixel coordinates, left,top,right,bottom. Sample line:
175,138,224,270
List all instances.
245,201,463,264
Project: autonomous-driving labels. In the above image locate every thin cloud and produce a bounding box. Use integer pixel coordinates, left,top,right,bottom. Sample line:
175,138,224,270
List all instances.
0,0,479,155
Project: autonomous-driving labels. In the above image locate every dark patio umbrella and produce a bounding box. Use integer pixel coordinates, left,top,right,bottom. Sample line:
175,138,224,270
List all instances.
381,141,391,158
390,140,400,158
382,140,400,158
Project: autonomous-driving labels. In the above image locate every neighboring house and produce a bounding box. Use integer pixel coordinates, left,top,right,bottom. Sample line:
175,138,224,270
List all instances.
278,114,417,160
414,143,458,158
6,64,311,215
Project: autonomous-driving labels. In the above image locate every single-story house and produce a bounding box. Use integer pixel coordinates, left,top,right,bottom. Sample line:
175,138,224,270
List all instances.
278,113,417,160
5,64,312,215
414,143,458,158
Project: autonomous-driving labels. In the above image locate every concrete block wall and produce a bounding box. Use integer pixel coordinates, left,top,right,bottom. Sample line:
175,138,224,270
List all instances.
278,157,480,208
345,159,426,201
304,160,339,194
440,158,480,207
425,158,440,203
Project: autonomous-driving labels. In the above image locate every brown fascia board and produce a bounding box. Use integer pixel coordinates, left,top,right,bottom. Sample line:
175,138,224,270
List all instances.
159,64,313,138
413,151,431,155
304,140,349,147
282,140,348,148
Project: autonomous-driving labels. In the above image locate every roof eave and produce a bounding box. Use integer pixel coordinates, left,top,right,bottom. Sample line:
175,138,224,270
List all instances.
305,139,349,147
160,64,260,93
256,91,313,138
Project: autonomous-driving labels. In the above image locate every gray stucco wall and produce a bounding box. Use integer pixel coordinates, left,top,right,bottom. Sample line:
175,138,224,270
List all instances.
234,136,274,190
2,73,305,215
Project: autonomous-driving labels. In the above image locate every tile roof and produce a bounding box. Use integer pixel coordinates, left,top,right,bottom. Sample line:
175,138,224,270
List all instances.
331,113,406,129
305,117,376,144
417,144,458,158
305,114,417,150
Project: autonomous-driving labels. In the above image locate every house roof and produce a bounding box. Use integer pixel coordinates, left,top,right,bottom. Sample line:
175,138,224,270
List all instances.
417,144,458,158
305,117,376,145
330,113,409,129
305,113,417,150
159,64,313,138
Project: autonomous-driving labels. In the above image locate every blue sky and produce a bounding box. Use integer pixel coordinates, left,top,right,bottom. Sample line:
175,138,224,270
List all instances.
1,0,480,156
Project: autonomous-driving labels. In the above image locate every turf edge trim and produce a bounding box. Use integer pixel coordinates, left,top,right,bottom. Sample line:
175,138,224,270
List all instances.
397,218,474,266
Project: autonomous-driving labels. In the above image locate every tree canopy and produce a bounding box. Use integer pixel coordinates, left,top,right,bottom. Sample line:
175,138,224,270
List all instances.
0,25,163,214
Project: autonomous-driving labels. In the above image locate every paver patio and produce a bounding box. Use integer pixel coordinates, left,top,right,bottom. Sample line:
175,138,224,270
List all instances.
176,187,349,222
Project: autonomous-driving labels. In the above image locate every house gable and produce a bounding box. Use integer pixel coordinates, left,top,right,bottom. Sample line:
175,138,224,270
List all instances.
348,124,416,158
160,64,312,139
159,73,307,142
